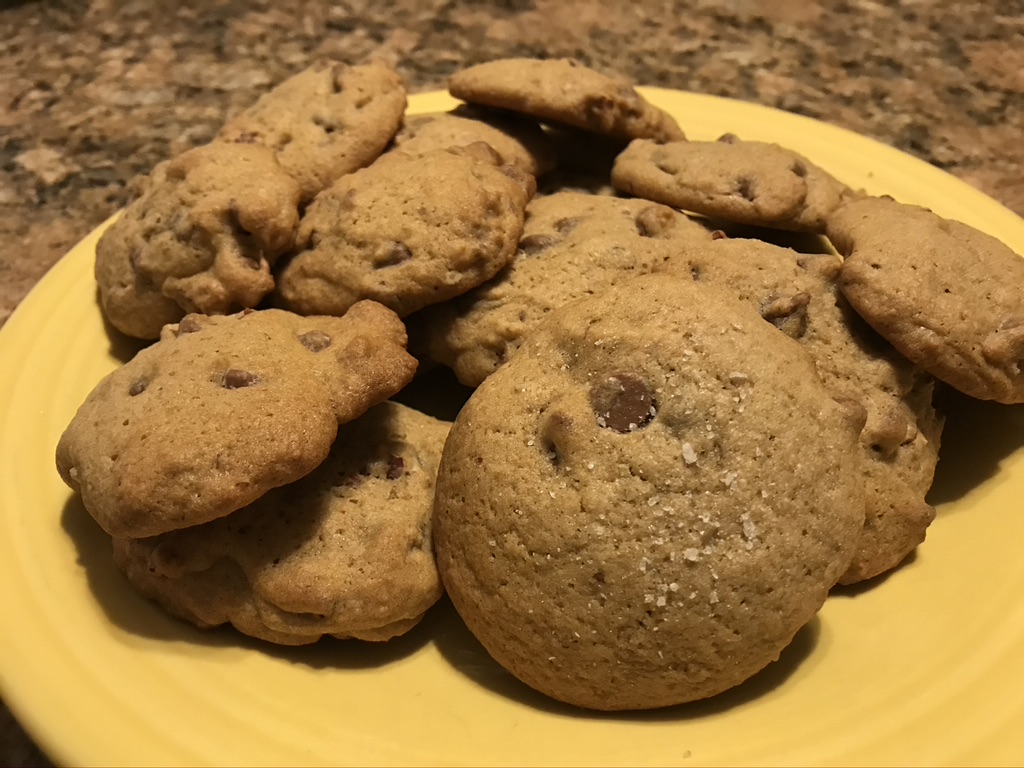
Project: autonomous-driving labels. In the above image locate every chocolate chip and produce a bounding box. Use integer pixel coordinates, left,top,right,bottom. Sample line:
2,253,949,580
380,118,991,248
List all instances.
635,205,676,237
717,133,741,144
517,234,557,255
760,292,811,339
553,217,579,234
590,372,657,433
128,378,148,396
736,176,756,201
386,455,405,480
176,315,203,335
791,160,808,178
710,229,728,240
373,241,412,268
220,369,258,389
297,330,332,352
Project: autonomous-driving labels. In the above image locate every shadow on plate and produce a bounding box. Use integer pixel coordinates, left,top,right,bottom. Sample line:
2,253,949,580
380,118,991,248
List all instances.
96,289,151,364
698,217,836,255
432,596,821,721
926,385,1024,508
60,494,434,670
828,550,917,599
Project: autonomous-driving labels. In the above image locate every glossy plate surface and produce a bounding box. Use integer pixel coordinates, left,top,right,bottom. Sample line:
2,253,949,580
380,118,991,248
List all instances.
1,89,1023,767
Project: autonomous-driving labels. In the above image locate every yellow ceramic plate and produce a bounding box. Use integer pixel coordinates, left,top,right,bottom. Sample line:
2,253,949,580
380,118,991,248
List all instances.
1,89,1023,767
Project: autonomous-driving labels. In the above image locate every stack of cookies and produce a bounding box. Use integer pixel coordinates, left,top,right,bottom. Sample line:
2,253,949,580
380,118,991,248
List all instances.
58,56,1024,708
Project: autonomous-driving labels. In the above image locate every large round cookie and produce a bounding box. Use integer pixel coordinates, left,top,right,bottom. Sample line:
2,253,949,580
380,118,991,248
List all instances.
611,136,853,233
658,237,943,584
828,196,1024,404
56,305,416,538
449,58,685,143
95,142,301,339
112,402,449,646
416,191,712,387
275,144,533,318
218,59,407,203
434,275,866,710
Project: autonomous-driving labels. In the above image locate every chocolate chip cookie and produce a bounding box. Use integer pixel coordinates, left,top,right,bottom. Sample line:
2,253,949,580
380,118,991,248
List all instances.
95,142,302,339
829,196,1024,404
611,135,853,232
434,275,865,710
659,236,944,583
56,305,416,538
112,401,449,645
416,191,712,386
275,143,534,318
219,59,407,203
449,58,685,143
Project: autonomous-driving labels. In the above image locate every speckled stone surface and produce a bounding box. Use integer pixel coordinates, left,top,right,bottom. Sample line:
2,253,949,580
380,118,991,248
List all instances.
1,0,1021,763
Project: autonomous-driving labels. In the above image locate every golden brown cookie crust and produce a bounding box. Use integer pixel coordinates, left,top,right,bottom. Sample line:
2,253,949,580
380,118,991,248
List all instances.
434,275,865,710
219,59,407,203
417,191,712,387
112,402,449,645
275,144,533,318
56,305,416,538
657,236,944,583
449,58,685,143
392,104,557,177
611,136,852,232
95,142,302,339
829,196,1024,404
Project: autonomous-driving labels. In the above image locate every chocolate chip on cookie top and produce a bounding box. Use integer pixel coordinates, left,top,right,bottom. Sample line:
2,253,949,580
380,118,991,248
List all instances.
275,143,534,318
219,59,407,203
828,196,1024,404
56,305,416,539
434,274,865,710
449,58,685,143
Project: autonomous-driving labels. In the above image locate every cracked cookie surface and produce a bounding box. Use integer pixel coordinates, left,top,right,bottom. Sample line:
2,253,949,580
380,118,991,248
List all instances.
56,305,416,538
95,142,302,339
434,275,865,710
219,59,406,203
112,401,449,646
275,144,533,318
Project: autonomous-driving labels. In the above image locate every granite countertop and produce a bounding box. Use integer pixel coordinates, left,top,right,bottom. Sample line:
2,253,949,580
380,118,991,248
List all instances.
1,0,1021,764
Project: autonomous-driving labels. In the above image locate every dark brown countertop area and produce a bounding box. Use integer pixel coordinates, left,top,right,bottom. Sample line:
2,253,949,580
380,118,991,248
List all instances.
1,0,1021,764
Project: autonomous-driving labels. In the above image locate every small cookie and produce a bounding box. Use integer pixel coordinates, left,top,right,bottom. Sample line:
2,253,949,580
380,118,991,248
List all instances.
659,237,944,583
56,305,416,538
95,142,302,339
449,58,685,143
275,144,534,318
611,135,852,232
112,402,449,646
434,275,865,710
417,191,712,386
829,196,1024,404
392,104,557,177
219,59,407,203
